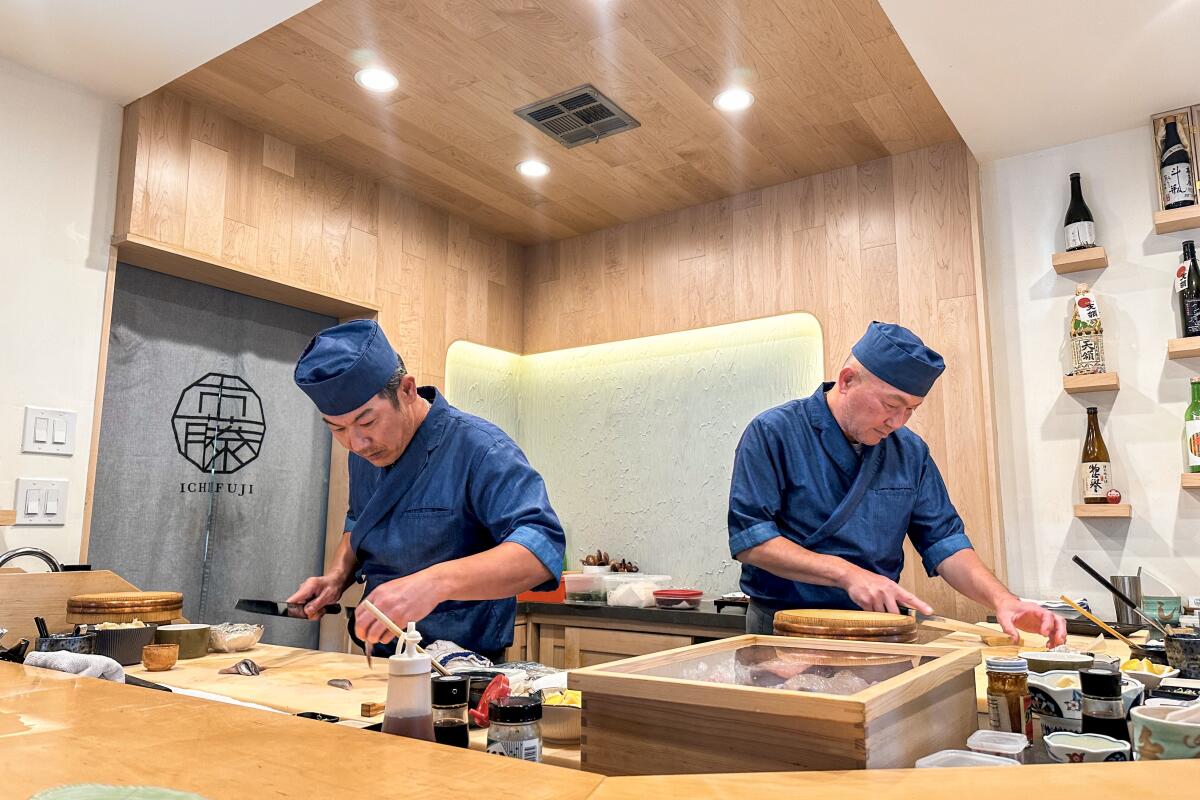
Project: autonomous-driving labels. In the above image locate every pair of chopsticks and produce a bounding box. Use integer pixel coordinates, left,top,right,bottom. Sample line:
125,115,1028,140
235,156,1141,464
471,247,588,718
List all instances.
1058,595,1138,648
358,599,452,677
1071,556,1173,639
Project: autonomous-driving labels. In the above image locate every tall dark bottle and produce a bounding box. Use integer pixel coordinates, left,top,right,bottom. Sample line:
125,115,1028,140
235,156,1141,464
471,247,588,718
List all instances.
1161,116,1197,209
1080,407,1111,504
1064,172,1097,251
1180,240,1200,337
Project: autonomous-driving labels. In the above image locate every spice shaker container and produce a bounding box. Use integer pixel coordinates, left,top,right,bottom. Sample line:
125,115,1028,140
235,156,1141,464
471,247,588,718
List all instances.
431,674,470,748
381,621,435,742
985,656,1032,739
1080,668,1129,742
486,696,543,762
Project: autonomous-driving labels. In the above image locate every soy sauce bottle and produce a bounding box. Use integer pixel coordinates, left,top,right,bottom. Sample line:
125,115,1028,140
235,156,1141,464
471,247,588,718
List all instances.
431,675,470,748
1080,668,1129,743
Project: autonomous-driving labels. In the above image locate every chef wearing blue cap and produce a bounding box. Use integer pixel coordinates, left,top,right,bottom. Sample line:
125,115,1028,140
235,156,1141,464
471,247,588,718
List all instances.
729,321,1065,647
287,319,565,660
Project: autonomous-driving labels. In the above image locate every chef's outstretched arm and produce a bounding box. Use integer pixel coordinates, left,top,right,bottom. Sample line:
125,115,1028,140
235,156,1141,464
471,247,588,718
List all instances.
936,549,1066,648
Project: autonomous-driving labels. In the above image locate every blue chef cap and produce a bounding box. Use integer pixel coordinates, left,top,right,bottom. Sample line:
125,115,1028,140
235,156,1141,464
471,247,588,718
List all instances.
294,320,399,416
850,321,945,398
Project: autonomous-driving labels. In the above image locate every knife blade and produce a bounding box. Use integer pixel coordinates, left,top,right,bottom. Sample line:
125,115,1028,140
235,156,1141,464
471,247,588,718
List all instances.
235,598,343,619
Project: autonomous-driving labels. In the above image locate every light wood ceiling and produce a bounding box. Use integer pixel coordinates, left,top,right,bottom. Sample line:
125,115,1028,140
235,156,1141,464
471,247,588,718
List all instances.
167,0,959,245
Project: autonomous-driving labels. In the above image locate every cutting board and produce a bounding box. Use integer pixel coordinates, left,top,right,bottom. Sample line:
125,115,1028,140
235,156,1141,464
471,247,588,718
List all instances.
124,643,390,721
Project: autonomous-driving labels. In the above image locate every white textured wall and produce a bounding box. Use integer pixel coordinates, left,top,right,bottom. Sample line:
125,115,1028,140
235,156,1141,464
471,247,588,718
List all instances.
983,126,1200,617
0,57,121,564
446,314,823,594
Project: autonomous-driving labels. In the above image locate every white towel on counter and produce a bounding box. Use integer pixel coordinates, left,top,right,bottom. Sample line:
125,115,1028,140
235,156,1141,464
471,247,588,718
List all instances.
24,650,125,682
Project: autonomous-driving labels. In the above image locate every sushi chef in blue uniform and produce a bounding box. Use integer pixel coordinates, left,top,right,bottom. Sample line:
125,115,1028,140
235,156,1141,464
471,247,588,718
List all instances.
729,321,1065,647
288,320,564,661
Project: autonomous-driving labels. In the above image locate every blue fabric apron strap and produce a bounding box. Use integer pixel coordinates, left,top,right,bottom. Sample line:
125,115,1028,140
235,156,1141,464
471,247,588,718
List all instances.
798,442,884,552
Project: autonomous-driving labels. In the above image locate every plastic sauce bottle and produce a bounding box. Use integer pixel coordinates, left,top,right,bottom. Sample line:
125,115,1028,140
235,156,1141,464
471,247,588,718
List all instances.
381,621,435,741
985,656,1032,739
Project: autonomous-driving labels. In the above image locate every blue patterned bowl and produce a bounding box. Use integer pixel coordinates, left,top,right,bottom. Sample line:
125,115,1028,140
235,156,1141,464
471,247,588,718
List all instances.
1164,634,1200,679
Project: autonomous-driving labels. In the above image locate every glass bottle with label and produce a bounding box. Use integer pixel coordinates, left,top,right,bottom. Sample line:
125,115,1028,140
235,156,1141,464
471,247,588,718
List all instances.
1080,668,1130,743
1064,172,1097,251
1186,377,1200,474
1068,283,1106,375
1161,116,1197,210
1178,240,1200,338
985,656,1032,739
486,696,543,762
1081,407,1112,504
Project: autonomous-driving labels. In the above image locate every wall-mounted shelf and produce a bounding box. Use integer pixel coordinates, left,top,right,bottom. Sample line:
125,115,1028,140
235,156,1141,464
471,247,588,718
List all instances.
0,510,15,526
1168,337,1200,360
1052,247,1108,274
1183,473,1200,489
1154,206,1200,235
1063,372,1120,394
1074,503,1132,518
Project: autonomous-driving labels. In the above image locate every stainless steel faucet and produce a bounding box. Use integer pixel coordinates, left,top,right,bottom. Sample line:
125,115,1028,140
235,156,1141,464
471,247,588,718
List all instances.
0,547,62,572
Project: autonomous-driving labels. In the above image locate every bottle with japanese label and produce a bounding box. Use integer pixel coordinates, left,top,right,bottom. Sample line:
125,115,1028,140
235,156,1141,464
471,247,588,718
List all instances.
1179,240,1200,338
1160,116,1197,210
1064,172,1097,251
1081,406,1112,503
1068,283,1106,375
1186,377,1200,474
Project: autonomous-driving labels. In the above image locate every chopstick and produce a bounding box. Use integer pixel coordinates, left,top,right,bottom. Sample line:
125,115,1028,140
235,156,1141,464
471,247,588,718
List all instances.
1058,594,1138,648
359,599,453,677
1071,556,1173,638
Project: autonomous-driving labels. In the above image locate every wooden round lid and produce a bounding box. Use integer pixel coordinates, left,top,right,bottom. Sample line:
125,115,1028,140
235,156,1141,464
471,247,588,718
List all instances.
67,591,182,610
773,609,915,634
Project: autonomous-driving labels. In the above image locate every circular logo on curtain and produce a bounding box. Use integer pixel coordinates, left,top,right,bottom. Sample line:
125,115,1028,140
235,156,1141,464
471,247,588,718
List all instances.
172,373,266,474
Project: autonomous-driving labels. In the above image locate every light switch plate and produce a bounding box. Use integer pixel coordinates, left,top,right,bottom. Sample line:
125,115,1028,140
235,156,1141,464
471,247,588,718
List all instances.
15,478,67,526
22,407,77,455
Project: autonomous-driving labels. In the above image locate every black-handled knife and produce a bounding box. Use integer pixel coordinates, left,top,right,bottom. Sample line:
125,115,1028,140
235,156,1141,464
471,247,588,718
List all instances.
235,598,343,619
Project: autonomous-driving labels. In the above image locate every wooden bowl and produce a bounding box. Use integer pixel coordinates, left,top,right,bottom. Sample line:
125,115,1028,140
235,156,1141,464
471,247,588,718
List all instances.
141,643,178,672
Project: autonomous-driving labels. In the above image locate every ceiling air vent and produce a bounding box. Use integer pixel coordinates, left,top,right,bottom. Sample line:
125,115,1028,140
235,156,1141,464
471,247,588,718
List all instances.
514,84,640,149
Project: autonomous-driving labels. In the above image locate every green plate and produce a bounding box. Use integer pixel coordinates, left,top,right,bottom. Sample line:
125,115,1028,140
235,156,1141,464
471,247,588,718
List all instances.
30,786,208,800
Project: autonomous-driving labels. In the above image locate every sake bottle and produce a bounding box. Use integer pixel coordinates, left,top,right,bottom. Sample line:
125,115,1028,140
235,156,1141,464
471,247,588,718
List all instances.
1081,407,1112,503
1160,116,1197,210
1064,173,1097,251
1186,377,1200,475
1179,240,1200,338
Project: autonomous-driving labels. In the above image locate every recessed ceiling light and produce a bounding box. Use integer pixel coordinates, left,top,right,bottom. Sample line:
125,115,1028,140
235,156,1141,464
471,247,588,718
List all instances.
713,88,755,112
516,160,550,178
354,67,398,93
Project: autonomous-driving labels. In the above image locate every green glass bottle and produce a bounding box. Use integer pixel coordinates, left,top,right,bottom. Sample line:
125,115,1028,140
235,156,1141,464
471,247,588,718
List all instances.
1186,377,1200,474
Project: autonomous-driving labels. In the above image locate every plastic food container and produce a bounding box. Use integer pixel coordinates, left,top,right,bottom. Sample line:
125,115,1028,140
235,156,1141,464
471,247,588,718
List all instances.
966,729,1028,763
653,589,703,610
914,749,1021,768
564,573,607,604
603,574,671,608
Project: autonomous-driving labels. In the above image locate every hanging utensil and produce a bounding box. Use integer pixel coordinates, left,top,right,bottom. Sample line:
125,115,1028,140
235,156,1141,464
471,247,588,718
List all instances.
1071,556,1172,638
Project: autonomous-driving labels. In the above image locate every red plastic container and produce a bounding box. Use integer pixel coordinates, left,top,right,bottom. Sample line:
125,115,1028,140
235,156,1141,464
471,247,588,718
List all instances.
652,589,703,610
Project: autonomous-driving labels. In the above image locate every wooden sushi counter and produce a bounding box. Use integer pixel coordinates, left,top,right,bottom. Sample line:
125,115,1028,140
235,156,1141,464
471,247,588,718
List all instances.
1,658,1193,800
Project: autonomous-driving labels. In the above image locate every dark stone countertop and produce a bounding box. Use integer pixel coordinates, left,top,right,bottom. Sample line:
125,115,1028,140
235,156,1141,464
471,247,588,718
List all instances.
516,599,747,631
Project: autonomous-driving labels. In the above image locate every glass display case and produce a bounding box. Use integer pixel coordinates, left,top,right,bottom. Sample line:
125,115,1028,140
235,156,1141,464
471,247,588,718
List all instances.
569,634,980,775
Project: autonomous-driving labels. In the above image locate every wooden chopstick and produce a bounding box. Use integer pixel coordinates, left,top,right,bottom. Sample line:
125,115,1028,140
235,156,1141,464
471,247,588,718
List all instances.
1058,594,1138,648
359,599,453,677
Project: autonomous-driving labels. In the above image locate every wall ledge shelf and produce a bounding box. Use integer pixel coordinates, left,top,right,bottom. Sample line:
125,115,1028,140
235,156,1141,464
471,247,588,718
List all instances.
112,234,381,321
0,510,15,526
1052,247,1108,274
1063,372,1120,394
1154,206,1200,235
1183,474,1200,489
1073,503,1132,518
1168,337,1200,360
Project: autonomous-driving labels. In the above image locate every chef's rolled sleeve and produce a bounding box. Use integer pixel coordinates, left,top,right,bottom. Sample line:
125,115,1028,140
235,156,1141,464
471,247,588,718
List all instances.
469,439,566,592
907,452,973,576
728,420,785,558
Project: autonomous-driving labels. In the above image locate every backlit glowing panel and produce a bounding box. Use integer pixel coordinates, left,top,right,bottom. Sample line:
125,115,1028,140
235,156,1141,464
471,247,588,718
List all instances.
445,313,823,594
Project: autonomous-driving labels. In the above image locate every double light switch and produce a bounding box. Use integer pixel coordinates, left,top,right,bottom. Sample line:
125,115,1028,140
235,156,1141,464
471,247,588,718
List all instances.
15,479,68,526
22,407,76,455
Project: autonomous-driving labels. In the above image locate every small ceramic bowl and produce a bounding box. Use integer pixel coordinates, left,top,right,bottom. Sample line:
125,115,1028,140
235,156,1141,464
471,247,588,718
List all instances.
1044,732,1131,763
541,703,581,743
1036,713,1082,735
154,623,210,659
34,632,96,655
1131,705,1200,760
1130,642,1170,666
1165,633,1200,679
1028,670,1144,719
88,624,158,666
1020,650,1094,674
1122,665,1181,691
141,643,179,672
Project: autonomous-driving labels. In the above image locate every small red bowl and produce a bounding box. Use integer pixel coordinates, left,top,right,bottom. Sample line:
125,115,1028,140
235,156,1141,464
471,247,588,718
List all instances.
653,589,703,610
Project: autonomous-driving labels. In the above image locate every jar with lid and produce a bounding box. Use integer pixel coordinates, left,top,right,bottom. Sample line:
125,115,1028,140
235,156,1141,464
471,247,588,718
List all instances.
486,696,543,762
985,656,1032,739
1080,668,1130,742
431,675,470,748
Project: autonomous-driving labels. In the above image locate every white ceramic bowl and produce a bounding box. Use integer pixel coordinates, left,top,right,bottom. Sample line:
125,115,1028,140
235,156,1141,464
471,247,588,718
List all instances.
1028,670,1144,720
1044,732,1131,763
541,703,581,743
1122,666,1180,692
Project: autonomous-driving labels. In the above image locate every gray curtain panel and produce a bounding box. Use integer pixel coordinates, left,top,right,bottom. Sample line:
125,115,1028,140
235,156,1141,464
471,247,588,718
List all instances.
89,265,335,648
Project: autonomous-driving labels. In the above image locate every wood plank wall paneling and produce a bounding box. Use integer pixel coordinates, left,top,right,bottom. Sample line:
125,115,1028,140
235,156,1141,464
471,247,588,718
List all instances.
523,140,1000,622
114,90,525,385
